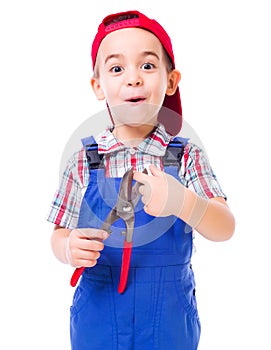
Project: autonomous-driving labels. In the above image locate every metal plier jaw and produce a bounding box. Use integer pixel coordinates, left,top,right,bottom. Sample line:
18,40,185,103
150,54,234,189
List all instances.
101,167,139,243
101,201,134,242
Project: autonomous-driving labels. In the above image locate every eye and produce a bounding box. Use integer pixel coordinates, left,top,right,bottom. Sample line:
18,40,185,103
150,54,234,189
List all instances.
141,62,155,70
110,66,123,73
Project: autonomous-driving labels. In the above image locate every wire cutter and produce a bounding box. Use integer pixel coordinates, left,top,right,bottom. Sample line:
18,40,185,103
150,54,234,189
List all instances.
70,167,146,293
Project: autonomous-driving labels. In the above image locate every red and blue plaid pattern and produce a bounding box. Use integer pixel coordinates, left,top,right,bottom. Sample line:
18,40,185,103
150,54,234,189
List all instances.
47,124,226,229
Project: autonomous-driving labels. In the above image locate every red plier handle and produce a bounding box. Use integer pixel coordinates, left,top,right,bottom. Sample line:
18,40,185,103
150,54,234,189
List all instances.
70,267,85,287
118,241,133,293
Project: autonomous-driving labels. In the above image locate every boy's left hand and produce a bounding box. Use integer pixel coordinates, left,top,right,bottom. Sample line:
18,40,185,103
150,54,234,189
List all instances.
133,164,185,217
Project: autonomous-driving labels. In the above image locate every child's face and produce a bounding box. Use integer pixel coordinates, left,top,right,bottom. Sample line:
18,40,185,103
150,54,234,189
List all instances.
91,28,180,127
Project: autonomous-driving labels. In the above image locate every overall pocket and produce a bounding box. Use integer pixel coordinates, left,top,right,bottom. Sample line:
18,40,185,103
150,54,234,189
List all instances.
154,267,201,349
70,269,118,350
174,267,200,321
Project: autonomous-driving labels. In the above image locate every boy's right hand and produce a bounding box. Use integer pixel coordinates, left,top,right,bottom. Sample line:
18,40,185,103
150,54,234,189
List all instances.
66,228,109,267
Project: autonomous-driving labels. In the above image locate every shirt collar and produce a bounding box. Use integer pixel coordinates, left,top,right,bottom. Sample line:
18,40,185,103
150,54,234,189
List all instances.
97,123,172,156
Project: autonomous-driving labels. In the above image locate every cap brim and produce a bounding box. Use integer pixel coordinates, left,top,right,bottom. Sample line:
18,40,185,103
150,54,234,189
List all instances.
158,87,182,136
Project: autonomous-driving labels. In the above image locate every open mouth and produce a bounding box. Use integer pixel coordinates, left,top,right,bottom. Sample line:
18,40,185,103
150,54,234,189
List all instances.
126,97,146,103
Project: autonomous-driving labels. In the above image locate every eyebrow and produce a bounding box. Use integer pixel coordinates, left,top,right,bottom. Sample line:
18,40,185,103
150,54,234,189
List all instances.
104,54,123,65
104,51,161,65
140,51,160,61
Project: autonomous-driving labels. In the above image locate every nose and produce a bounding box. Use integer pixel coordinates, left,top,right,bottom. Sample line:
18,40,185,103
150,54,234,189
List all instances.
126,69,143,87
127,79,142,87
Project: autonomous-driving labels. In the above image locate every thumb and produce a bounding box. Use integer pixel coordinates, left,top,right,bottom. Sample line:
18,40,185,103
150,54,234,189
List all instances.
148,164,163,177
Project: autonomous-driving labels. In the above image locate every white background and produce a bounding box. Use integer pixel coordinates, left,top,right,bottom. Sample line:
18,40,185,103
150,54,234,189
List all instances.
1,0,270,349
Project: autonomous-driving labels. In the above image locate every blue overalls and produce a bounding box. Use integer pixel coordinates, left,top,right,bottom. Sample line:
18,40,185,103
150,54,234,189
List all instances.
70,137,201,350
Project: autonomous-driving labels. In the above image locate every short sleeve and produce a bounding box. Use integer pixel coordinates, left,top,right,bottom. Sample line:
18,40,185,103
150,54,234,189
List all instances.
46,149,89,229
179,143,227,200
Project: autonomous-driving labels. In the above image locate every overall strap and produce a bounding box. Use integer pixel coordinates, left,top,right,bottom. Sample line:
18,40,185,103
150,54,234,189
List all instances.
162,137,189,177
81,136,104,170
81,135,189,173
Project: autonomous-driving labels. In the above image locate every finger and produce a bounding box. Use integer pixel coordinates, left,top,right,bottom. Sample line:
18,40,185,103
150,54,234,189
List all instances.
143,204,152,215
140,185,152,206
78,249,101,261
141,195,149,206
78,239,105,251
73,258,98,268
138,184,145,195
76,228,109,240
148,164,163,177
133,171,150,184
69,247,102,267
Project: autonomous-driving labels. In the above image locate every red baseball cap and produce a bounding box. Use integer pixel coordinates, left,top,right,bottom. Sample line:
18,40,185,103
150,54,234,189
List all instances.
91,10,182,135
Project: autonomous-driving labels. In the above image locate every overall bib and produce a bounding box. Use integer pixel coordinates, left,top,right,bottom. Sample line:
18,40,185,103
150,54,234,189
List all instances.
70,139,201,350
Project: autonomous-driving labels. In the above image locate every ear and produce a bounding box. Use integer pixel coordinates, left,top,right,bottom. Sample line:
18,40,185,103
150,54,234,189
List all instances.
91,77,105,100
166,69,181,96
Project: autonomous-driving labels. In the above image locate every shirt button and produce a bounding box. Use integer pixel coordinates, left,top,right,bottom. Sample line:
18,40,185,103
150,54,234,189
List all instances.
129,148,136,155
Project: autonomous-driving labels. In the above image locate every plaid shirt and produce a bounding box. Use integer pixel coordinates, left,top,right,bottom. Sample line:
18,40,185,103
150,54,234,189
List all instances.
47,124,226,229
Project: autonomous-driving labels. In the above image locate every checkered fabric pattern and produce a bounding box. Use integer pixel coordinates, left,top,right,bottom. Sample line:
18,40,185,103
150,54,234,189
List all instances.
47,124,226,229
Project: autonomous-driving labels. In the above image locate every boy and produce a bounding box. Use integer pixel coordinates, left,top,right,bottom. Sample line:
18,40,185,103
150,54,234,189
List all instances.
48,10,235,350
